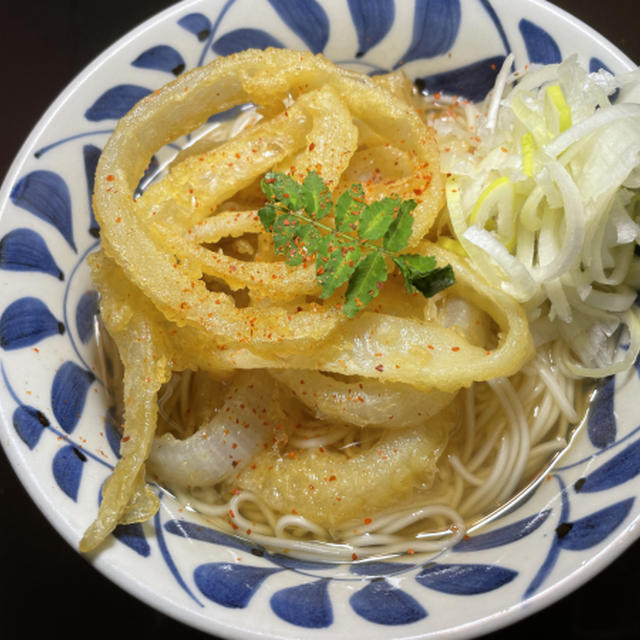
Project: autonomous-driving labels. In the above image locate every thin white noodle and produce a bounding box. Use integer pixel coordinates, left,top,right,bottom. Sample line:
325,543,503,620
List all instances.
448,454,486,486
288,425,353,449
459,435,509,516
530,391,561,444
490,378,530,504
274,515,330,539
230,491,279,533
461,385,476,462
534,355,579,422
466,415,505,473
527,438,568,462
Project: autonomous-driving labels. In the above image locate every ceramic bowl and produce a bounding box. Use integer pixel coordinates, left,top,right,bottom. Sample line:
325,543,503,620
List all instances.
1,1,638,638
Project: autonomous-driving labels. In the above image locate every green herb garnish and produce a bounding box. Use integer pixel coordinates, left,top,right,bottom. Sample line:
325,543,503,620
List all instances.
258,171,455,317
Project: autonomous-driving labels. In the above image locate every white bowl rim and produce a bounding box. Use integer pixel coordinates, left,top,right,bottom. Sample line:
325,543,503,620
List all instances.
0,1,638,638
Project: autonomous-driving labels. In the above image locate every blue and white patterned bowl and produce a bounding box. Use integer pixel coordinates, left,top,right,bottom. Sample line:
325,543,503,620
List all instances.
1,1,638,638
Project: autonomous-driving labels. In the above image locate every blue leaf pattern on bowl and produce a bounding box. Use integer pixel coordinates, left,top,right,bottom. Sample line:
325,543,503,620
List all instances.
212,28,284,55
519,18,561,64
415,562,517,595
0,228,64,279
416,55,506,102
264,554,335,571
178,12,212,41
52,444,87,501
195,563,282,607
268,0,329,54
82,144,101,238
164,518,256,552
132,45,186,76
397,0,461,66
85,85,152,121
577,438,640,492
75,290,99,344
105,407,122,458
557,498,634,550
10,170,76,251
51,361,95,434
350,560,416,576
12,404,49,449
348,0,394,57
350,579,427,625
453,510,551,551
587,375,616,448
113,522,151,557
0,297,64,350
270,579,333,628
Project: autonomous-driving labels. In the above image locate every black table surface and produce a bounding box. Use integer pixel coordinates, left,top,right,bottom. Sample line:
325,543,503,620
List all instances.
1,1,639,638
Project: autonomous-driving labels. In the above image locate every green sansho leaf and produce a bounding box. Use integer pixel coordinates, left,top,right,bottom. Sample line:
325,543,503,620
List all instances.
383,200,417,252
258,171,455,316
287,224,322,266
358,196,401,241
335,183,365,232
302,171,332,220
316,237,362,298
273,214,321,266
262,171,303,211
272,214,299,258
343,252,387,318
409,264,456,298
393,254,437,292
257,204,277,232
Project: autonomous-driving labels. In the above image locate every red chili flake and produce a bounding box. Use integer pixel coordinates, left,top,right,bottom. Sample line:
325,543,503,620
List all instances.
364,518,372,525
352,552,358,561
308,142,316,151
328,475,336,482
375,364,384,372
229,509,235,518
451,346,460,352
121,436,130,443
106,174,114,182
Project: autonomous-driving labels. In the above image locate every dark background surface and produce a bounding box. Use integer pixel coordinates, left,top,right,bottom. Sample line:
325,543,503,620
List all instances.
1,1,639,638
